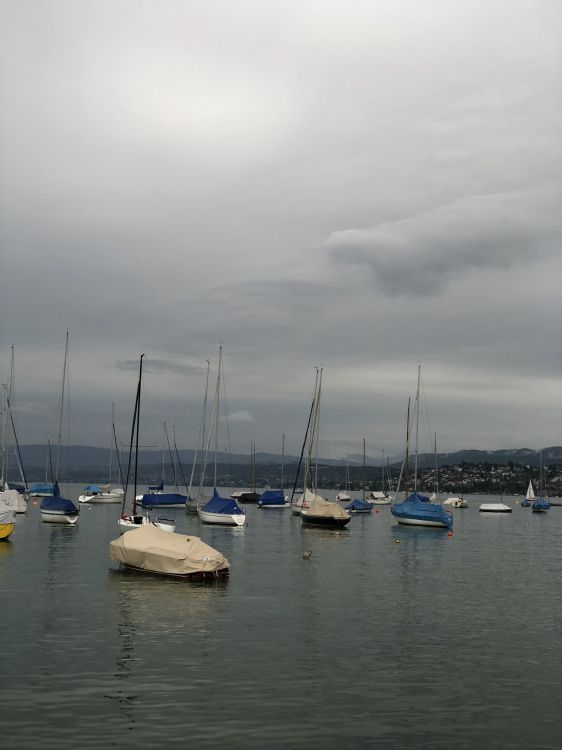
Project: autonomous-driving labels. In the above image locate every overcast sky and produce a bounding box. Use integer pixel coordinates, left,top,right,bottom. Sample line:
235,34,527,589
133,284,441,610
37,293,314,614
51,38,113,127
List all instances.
1,0,560,460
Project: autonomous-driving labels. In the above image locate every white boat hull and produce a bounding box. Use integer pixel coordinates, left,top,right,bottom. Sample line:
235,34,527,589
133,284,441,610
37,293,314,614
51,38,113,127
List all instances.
40,510,79,524
79,493,123,504
396,516,450,528
118,516,175,533
259,504,289,509
197,509,246,526
479,503,512,513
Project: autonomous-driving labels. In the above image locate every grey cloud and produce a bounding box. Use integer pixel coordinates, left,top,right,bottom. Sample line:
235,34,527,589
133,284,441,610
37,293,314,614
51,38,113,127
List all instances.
329,184,562,296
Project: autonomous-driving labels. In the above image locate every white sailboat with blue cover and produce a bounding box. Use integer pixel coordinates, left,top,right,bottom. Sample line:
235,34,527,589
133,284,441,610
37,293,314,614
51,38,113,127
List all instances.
40,332,79,525
197,347,246,526
391,365,453,530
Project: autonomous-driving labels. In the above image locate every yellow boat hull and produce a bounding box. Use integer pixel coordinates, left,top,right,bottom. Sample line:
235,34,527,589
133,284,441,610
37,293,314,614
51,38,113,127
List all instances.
0,522,15,540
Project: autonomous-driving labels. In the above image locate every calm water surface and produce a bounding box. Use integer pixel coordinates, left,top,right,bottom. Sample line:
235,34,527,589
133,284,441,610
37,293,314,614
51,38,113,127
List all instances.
1,485,561,749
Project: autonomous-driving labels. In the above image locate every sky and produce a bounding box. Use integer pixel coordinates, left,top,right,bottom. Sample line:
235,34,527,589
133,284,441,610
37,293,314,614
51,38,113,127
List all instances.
1,0,561,461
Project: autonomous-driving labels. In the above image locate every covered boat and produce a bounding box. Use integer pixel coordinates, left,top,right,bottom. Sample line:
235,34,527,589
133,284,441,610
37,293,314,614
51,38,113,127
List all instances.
369,490,391,505
521,480,535,508
444,496,468,508
301,493,351,528
109,524,229,579
258,489,288,508
197,489,246,526
79,483,124,504
0,486,28,514
140,490,187,509
345,497,374,513
531,497,550,513
0,499,16,540
391,491,453,529
30,482,54,497
40,482,79,524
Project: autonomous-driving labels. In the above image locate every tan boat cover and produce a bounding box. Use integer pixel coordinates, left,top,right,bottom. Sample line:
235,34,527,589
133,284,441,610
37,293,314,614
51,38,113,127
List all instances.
109,524,229,576
305,494,350,520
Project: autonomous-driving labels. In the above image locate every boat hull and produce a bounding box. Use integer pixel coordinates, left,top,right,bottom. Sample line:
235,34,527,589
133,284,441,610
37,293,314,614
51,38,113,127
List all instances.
118,515,175,533
118,563,230,580
197,509,245,526
395,516,450,527
0,507,16,539
79,494,123,504
301,513,351,528
40,510,79,524
258,503,289,509
479,504,512,513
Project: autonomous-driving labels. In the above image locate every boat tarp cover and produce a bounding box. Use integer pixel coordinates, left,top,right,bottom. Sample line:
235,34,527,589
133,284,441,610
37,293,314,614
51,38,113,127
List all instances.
7,482,26,493
84,484,102,494
109,524,230,576
148,481,164,492
30,482,54,493
391,491,452,527
40,496,79,514
141,492,187,507
259,489,286,505
443,496,462,505
0,502,16,524
370,491,386,499
305,494,351,520
201,489,245,515
345,498,374,512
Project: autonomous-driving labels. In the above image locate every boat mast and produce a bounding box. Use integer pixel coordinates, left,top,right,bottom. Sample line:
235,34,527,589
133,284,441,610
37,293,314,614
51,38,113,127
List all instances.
133,355,144,514
55,330,69,481
434,432,438,497
214,345,223,489
362,436,366,501
189,358,210,500
290,368,319,504
281,433,285,491
108,403,115,484
413,363,421,492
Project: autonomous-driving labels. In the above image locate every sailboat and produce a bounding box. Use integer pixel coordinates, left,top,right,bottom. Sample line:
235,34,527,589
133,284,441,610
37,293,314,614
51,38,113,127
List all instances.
197,347,246,526
390,366,453,529
0,367,29,514
258,434,289,508
186,360,211,514
139,423,187,509
444,459,468,508
520,480,535,508
336,454,352,502
345,438,374,513
40,332,80,524
531,454,550,513
300,369,351,529
79,405,125,503
237,442,261,502
117,355,175,533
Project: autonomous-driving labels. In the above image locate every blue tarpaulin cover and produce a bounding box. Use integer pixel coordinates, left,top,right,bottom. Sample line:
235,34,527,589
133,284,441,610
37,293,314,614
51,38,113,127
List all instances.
391,491,453,528
84,484,102,494
147,481,164,492
201,489,245,515
258,490,286,506
141,493,187,507
345,498,374,512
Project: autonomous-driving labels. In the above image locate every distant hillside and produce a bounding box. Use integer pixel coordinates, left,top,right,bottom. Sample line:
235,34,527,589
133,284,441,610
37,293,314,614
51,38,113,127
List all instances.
16,443,562,478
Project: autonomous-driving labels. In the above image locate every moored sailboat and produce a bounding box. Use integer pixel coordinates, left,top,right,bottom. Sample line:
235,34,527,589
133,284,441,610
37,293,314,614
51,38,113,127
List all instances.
196,346,246,527
40,332,80,525
118,355,174,533
390,366,453,530
299,369,351,529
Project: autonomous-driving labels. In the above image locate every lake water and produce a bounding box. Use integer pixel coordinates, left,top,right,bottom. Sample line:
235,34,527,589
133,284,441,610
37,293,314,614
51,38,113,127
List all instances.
1,485,561,749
